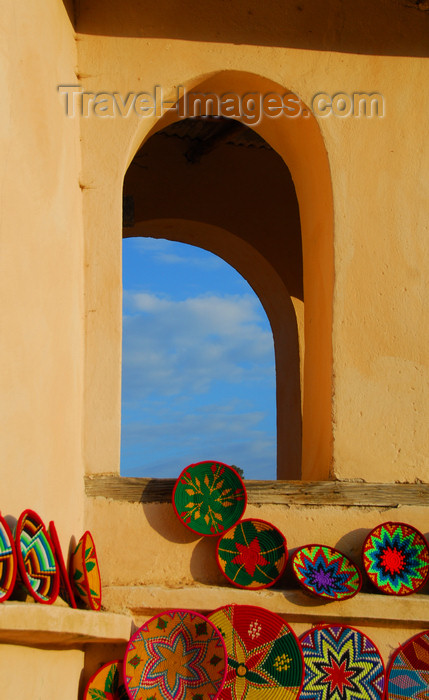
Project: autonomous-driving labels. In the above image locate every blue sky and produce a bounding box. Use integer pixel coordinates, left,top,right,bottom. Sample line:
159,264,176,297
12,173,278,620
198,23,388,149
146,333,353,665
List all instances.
121,237,276,479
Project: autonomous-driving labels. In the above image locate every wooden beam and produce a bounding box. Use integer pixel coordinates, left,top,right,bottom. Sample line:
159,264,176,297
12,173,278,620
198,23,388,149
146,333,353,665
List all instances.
85,475,429,506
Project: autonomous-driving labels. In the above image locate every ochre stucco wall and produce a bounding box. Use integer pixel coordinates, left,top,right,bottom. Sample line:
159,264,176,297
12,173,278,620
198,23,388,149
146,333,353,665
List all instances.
75,1,429,482
0,0,85,534
0,646,84,698
1,2,429,698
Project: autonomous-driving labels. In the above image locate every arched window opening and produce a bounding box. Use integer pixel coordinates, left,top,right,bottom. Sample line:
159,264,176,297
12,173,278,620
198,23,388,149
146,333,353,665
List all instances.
121,237,276,479
122,116,304,478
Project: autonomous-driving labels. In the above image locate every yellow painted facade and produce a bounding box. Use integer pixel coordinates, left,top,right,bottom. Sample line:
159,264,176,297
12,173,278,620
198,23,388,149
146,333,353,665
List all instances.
1,0,428,696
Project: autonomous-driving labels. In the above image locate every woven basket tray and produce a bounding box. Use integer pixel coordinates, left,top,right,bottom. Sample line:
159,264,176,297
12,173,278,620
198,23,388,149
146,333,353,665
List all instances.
173,461,247,536
387,630,429,699
48,521,77,609
84,660,127,700
362,521,429,595
291,544,362,601
15,509,59,604
216,518,287,589
208,603,303,699
300,624,385,700
70,530,102,610
123,609,227,700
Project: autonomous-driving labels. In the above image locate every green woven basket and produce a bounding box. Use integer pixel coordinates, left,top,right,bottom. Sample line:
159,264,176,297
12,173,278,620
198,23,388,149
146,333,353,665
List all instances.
173,461,247,536
217,518,287,589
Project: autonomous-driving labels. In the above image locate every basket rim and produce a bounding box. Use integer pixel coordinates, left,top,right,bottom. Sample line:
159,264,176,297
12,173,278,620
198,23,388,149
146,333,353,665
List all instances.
386,629,429,694
290,543,362,601
83,658,123,699
48,520,77,609
15,508,59,605
216,517,287,590
0,511,17,602
71,530,102,611
172,460,247,537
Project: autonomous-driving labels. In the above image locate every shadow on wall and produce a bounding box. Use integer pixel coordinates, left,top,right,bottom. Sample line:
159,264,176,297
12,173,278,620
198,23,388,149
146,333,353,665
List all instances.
71,0,429,57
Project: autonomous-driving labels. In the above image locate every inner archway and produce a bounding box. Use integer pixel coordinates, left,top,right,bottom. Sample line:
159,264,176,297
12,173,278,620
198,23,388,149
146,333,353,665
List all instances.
122,116,303,478
121,236,277,478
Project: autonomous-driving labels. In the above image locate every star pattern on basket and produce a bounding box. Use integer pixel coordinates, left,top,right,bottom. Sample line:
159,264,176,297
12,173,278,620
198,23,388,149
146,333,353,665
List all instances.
293,547,359,599
209,605,303,700
387,631,429,699
232,539,269,577
217,520,287,589
124,611,226,700
143,627,214,698
363,523,429,595
300,625,385,700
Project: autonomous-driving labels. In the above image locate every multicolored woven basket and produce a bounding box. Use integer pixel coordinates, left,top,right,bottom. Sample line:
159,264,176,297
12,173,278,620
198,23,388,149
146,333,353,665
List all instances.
48,521,76,609
15,509,59,604
208,604,303,700
300,625,385,700
84,660,128,700
387,630,429,699
216,518,287,589
0,512,17,602
173,461,247,537
362,521,429,596
291,544,362,601
123,609,227,700
70,530,102,610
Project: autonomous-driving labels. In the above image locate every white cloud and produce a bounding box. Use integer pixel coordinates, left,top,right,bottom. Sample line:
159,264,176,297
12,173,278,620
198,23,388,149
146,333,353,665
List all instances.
122,291,274,401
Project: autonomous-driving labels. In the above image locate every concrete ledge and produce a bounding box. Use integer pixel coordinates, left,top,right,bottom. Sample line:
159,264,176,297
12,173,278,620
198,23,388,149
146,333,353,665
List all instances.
102,584,429,627
0,602,133,648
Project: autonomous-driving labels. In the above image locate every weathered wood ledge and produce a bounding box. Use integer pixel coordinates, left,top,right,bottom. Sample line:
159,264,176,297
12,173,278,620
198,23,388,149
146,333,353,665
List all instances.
85,475,429,506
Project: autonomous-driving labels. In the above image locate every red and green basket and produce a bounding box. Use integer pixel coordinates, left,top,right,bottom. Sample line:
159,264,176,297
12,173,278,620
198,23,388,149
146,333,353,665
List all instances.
216,518,287,589
208,604,303,700
173,461,247,537
48,521,77,608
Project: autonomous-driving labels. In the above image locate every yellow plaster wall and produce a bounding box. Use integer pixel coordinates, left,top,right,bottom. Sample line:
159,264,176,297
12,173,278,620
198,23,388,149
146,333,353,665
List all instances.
0,645,84,698
75,2,429,483
1,1,428,692
0,0,84,534
87,497,429,591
